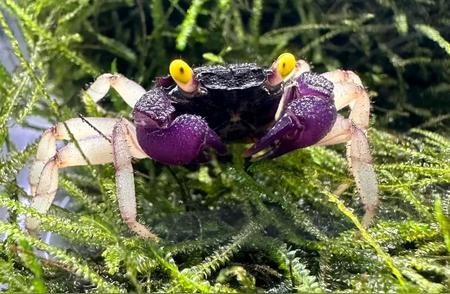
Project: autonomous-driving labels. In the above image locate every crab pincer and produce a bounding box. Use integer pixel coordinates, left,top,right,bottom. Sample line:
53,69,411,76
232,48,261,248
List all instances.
133,87,226,165
246,72,337,159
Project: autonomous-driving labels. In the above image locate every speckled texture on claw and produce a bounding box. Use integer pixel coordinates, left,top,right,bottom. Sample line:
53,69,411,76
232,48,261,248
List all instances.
135,114,226,165
281,72,335,111
246,96,337,158
133,88,175,128
247,72,337,159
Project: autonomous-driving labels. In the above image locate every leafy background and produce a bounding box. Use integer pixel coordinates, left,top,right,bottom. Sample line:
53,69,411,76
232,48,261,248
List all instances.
0,0,449,292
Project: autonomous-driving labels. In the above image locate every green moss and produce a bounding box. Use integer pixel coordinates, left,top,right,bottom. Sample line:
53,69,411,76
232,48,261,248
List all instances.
0,0,449,292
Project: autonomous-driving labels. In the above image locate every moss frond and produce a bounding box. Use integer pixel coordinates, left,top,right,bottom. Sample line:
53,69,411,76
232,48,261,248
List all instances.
175,0,206,51
0,223,121,292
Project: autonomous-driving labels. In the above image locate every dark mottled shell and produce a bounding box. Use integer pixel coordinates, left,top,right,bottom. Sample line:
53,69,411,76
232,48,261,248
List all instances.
167,63,283,142
194,63,267,90
138,65,338,151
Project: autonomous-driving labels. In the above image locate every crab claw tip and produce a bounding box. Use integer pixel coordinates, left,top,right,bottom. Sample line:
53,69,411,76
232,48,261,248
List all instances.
245,114,302,160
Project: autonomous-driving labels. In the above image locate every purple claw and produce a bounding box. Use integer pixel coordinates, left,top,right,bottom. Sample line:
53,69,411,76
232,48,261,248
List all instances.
279,72,334,111
297,71,334,99
133,88,226,165
246,72,337,159
138,114,226,165
244,110,304,159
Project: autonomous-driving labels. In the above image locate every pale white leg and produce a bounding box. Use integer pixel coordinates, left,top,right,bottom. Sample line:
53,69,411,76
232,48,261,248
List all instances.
322,70,370,130
317,115,352,146
317,117,378,226
86,73,146,108
29,118,121,195
321,69,363,88
332,82,370,130
27,118,157,240
112,119,159,240
317,71,378,226
347,125,378,226
28,135,117,220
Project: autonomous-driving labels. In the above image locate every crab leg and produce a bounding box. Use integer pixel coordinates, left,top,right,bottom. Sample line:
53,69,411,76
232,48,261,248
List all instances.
321,69,363,88
317,116,378,225
27,118,158,240
29,134,117,219
86,73,146,108
317,72,378,226
321,70,370,129
29,118,120,195
112,119,159,239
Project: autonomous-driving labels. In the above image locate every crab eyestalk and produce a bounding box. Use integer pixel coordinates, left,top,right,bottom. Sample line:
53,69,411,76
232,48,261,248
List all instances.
266,53,297,87
169,59,199,93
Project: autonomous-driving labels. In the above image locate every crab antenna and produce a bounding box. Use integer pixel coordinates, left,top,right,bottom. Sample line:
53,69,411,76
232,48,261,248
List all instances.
169,59,199,93
267,53,297,87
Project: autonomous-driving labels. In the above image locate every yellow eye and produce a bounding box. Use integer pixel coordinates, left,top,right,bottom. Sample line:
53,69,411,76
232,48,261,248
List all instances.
276,53,296,78
169,59,193,84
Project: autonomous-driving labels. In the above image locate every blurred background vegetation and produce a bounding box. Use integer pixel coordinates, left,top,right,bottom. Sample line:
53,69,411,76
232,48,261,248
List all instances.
0,0,449,292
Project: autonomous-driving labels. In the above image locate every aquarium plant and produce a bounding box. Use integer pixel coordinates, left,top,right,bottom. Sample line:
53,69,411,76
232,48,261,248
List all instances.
0,0,449,292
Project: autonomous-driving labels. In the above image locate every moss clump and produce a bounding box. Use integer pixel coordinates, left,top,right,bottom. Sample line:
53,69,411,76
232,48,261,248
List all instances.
0,0,449,292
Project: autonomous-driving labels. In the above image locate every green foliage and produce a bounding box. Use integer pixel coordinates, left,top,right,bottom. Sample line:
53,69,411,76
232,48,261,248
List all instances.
0,0,449,292
176,0,207,51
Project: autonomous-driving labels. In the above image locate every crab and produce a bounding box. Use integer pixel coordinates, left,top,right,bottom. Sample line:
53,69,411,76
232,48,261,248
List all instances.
27,53,378,241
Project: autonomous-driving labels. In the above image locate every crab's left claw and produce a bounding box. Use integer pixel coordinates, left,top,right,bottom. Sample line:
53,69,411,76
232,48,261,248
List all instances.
245,105,305,159
246,72,337,159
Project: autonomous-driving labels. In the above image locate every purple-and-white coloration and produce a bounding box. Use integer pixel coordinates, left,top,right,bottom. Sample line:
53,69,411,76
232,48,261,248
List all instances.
26,55,379,240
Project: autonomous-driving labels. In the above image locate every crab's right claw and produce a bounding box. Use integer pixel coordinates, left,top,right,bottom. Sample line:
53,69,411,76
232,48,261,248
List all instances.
134,88,226,165
136,113,226,165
